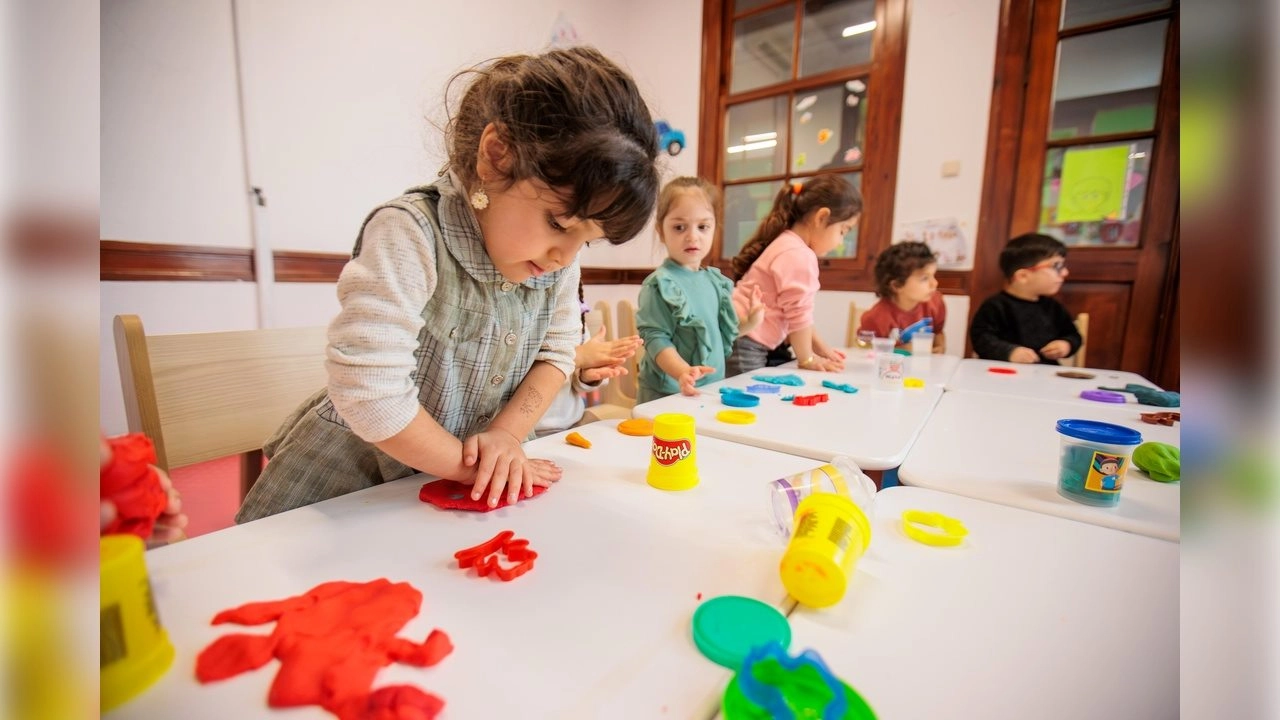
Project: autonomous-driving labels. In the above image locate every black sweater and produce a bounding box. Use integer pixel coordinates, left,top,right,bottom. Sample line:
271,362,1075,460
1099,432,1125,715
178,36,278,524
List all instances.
969,291,1082,364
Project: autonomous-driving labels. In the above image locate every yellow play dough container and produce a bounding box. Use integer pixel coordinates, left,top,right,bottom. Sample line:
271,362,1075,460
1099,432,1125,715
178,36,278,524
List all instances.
100,535,174,711
646,413,699,491
779,493,871,608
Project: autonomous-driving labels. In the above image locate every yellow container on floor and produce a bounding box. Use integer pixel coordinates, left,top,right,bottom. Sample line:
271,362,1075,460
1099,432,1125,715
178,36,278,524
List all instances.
101,535,174,711
646,413,699,490
780,493,871,608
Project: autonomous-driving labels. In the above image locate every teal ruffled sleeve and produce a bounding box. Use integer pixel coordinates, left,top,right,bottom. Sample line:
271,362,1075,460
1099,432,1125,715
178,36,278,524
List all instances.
708,268,740,360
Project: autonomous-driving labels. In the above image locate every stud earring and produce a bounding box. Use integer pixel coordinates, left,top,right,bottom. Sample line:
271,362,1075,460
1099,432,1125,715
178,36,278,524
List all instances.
470,185,489,211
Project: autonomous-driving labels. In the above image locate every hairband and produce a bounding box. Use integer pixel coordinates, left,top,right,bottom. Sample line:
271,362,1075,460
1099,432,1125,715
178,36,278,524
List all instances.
790,182,803,196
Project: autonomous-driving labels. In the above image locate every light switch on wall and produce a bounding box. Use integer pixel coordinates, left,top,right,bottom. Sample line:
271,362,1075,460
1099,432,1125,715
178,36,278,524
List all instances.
941,160,961,177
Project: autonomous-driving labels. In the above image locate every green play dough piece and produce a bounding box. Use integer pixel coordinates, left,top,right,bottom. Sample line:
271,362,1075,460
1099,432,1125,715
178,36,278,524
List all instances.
1133,441,1180,482
722,660,878,719
692,596,792,669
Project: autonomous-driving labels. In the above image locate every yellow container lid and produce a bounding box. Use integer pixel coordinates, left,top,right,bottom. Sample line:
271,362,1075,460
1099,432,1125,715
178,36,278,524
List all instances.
780,545,846,608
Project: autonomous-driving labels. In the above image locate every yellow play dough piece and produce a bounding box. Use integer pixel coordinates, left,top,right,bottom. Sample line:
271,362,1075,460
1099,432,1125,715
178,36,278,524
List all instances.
716,410,756,425
617,418,655,436
565,431,592,449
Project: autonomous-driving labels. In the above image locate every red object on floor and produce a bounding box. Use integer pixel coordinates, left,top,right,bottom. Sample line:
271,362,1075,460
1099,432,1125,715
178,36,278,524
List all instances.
196,579,451,719
100,433,168,539
418,479,547,512
454,531,538,581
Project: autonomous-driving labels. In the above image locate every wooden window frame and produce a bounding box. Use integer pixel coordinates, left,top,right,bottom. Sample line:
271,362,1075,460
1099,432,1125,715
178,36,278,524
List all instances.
698,0,912,291
971,0,1179,372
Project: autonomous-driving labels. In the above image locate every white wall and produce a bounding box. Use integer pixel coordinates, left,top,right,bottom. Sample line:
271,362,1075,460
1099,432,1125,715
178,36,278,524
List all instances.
100,0,1000,433
890,0,1000,271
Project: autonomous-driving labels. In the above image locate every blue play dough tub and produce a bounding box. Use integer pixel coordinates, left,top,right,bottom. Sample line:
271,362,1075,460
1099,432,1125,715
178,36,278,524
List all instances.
1055,419,1142,507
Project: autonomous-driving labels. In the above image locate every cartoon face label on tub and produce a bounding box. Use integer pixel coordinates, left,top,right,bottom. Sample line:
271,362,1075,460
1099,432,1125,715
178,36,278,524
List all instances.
1084,451,1127,493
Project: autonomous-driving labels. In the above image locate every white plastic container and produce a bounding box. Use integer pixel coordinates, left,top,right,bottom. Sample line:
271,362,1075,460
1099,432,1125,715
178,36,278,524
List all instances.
767,456,877,536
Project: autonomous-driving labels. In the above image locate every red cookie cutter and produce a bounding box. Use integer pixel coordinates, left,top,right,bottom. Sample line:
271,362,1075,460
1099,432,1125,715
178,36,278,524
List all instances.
792,393,829,406
454,530,538,582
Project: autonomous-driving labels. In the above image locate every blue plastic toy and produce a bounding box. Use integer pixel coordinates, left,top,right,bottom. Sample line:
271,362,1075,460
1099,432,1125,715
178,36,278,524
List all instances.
655,119,685,156
752,374,805,387
736,642,849,720
898,317,934,344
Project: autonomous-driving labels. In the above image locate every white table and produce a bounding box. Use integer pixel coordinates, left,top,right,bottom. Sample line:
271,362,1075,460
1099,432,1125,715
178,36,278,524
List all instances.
115,421,826,719
777,346,962,388
898,390,1181,541
946,358,1172,407
632,369,945,470
785,487,1178,720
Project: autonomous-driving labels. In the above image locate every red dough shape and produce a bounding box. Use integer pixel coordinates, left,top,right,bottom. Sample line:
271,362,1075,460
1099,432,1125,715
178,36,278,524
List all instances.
418,479,547,512
196,579,451,720
792,393,829,406
100,433,168,539
987,367,1017,374
454,531,538,581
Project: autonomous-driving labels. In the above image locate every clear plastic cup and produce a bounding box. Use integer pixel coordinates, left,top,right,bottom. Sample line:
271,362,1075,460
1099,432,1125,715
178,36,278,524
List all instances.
1055,419,1142,507
911,331,934,357
768,456,876,536
872,338,903,390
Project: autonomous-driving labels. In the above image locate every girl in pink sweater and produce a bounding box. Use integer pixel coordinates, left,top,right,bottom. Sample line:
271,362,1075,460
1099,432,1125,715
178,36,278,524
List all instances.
727,175,862,376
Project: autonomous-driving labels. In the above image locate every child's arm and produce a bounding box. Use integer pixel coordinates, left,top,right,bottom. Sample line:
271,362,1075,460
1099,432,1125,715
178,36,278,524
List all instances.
787,327,842,372
933,331,946,354
652,348,715,396
736,284,765,337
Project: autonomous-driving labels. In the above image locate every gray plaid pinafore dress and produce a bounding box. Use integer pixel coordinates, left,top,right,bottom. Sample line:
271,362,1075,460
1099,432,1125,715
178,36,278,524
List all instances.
236,183,564,522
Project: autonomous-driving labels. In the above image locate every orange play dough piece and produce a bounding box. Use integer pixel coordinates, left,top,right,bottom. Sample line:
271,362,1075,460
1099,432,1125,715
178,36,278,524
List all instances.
616,418,654,436
565,432,592,449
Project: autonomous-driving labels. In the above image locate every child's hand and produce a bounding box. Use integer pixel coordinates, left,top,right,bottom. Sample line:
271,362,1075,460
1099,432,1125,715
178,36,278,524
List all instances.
678,365,715,396
576,326,643,370
463,428,562,507
1039,339,1071,360
801,356,844,372
1008,347,1039,363
579,364,627,384
100,436,188,546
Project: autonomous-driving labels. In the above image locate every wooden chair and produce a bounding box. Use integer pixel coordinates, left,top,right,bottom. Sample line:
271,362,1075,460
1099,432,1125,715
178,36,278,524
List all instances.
589,301,637,412
113,315,328,500
844,301,865,347
614,300,641,402
1071,313,1089,368
580,306,631,421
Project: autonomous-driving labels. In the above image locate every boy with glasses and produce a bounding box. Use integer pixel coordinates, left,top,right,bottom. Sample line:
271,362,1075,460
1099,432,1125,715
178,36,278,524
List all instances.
970,233,1081,364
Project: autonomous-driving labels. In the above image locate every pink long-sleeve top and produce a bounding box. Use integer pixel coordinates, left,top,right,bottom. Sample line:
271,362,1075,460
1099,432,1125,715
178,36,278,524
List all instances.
731,230,819,350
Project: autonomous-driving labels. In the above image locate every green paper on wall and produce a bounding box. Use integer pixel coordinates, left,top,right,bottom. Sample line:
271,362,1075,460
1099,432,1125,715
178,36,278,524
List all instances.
1056,145,1130,223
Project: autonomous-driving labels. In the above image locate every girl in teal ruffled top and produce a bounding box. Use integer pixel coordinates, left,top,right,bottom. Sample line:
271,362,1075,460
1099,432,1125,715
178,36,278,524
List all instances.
636,178,764,403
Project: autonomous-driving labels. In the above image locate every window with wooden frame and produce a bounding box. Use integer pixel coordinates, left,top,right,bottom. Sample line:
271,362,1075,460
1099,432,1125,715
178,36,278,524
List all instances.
974,0,1178,375
698,0,908,288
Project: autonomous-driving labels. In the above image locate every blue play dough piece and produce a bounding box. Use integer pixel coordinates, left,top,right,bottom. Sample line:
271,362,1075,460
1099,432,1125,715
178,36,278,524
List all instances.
781,395,795,402
746,384,782,394
821,380,858,394
719,387,761,407
752,374,805,387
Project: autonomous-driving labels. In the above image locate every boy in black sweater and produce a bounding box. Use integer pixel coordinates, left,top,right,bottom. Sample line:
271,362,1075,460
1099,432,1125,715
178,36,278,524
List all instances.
970,233,1082,364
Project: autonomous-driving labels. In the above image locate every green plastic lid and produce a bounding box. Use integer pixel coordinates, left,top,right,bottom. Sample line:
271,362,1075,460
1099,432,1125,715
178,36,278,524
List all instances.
692,596,792,669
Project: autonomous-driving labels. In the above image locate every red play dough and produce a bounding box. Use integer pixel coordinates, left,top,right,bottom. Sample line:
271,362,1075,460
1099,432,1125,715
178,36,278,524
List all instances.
196,579,451,720
100,433,168,539
418,479,547,512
